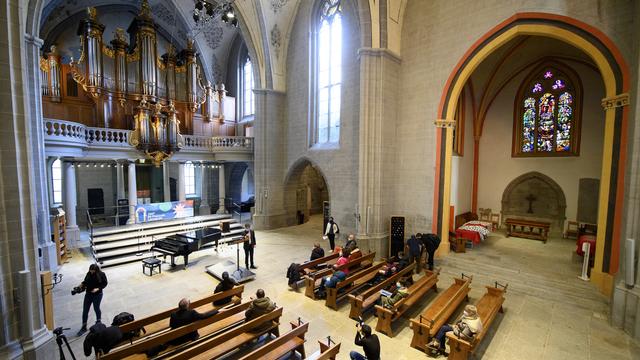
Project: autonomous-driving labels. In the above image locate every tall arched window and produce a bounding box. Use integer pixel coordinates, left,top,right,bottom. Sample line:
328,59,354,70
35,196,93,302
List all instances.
513,63,582,156
314,0,342,144
242,58,254,118
51,159,63,204
185,162,196,195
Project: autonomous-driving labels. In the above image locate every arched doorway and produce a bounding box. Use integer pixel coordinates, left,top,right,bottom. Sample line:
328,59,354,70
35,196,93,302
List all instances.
433,13,630,295
284,158,330,226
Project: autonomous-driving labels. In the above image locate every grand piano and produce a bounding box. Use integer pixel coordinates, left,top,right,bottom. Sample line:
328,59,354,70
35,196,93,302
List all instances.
151,227,222,268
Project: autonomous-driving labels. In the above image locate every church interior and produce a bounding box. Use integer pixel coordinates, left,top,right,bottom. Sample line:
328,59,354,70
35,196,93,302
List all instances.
2,0,640,359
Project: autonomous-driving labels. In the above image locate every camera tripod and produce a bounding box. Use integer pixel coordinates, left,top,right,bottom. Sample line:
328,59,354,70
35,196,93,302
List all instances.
53,327,76,360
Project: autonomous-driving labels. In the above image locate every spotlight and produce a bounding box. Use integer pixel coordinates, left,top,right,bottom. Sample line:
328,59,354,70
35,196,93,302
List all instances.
101,164,105,168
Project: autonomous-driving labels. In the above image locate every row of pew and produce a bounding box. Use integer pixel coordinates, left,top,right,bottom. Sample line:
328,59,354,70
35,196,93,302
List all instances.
294,251,508,359
100,286,341,359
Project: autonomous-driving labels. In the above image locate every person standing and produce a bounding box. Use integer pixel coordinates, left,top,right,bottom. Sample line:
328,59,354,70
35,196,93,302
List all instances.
243,223,257,269
422,233,441,271
78,264,108,336
406,234,423,273
350,323,380,360
324,217,340,251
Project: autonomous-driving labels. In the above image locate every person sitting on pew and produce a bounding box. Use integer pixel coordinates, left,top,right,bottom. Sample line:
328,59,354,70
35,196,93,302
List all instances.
344,234,358,253
245,289,276,332
213,271,237,306
428,304,483,355
169,298,220,345
310,243,325,261
350,323,380,360
380,279,410,309
334,249,351,275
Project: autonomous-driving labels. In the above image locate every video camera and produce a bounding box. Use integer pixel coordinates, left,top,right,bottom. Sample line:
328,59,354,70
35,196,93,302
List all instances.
71,284,86,295
355,316,364,327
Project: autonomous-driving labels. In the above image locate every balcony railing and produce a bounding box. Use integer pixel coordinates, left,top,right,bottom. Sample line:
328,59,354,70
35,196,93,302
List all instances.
43,118,254,156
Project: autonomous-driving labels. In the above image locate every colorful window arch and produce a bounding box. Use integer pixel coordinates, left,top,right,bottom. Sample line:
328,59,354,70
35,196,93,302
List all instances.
513,63,582,156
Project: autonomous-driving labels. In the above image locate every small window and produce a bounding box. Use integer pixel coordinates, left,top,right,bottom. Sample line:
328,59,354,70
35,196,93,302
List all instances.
185,162,196,195
52,159,63,204
242,58,254,118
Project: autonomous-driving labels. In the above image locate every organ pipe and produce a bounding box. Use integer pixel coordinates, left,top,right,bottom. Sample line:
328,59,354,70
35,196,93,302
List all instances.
129,0,158,100
110,28,128,105
77,7,105,97
183,39,198,111
163,44,177,101
47,46,61,101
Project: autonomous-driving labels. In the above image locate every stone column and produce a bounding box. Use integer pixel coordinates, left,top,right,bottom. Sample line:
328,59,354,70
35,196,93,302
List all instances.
199,166,210,214
127,162,137,224
178,162,186,201
434,119,456,257
116,162,125,199
163,161,171,202
356,49,400,256
217,164,227,214
251,90,287,228
64,161,79,246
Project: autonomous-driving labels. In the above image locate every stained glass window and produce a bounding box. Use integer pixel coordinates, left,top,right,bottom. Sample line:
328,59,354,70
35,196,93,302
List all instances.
514,65,580,156
242,58,254,118
315,0,342,144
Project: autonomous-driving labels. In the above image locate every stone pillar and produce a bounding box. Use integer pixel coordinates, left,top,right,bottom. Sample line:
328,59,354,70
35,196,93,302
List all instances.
178,162,186,201
64,161,79,247
434,119,456,257
217,164,227,214
116,163,125,200
199,166,210,214
252,90,287,228
0,3,55,357
127,162,137,224
163,161,171,202
356,49,400,256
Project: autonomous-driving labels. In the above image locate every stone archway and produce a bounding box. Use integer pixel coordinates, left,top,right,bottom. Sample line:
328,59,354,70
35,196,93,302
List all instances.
283,158,330,226
501,172,567,235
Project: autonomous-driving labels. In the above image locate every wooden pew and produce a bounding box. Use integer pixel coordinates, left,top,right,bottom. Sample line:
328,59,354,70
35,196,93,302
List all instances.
116,286,244,343
304,252,376,299
99,301,251,360
410,274,472,352
307,337,341,360
164,307,284,360
237,321,308,360
300,253,340,276
348,262,416,319
446,283,507,360
325,262,386,310
374,269,439,337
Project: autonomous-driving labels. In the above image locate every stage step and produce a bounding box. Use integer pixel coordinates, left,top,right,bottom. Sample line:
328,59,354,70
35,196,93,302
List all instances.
91,214,233,237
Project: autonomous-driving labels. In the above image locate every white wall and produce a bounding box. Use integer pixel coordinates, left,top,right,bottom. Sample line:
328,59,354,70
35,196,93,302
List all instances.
76,166,116,226
477,61,605,224
450,86,475,216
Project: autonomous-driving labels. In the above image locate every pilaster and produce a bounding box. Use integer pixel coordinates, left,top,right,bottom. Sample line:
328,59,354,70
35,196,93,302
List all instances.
162,161,171,202
200,166,210,214
63,161,79,247
217,164,227,214
127,162,137,224
434,118,456,257
178,162,186,201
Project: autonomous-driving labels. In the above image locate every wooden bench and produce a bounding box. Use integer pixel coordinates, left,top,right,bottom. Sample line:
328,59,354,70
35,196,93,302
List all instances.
238,320,308,360
100,301,253,360
114,286,243,345
374,269,439,337
446,283,507,360
325,262,385,310
347,262,416,319
307,337,341,360
304,252,376,299
164,307,284,360
300,253,340,276
410,274,472,352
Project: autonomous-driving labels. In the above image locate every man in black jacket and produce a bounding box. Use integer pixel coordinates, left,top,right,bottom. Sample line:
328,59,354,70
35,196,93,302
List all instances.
310,243,325,261
243,223,257,269
350,323,380,360
83,323,122,356
213,271,237,306
421,233,441,271
169,298,219,345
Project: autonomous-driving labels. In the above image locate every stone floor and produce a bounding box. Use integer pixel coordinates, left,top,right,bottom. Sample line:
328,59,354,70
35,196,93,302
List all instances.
51,216,640,359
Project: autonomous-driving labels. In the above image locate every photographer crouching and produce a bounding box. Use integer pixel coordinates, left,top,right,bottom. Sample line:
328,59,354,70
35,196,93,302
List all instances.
75,264,108,336
351,319,380,360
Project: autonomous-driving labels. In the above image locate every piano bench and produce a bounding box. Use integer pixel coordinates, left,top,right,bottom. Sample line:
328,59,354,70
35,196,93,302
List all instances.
142,257,162,276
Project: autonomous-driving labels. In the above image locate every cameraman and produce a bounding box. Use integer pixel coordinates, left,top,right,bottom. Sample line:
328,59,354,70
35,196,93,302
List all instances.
351,323,380,360
77,264,108,336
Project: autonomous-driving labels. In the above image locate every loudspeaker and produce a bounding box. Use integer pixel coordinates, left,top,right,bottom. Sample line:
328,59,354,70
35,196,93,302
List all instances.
220,220,231,233
625,238,635,287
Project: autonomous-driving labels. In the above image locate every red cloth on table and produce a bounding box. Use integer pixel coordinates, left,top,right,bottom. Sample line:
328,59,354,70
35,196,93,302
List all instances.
455,229,482,245
576,235,596,256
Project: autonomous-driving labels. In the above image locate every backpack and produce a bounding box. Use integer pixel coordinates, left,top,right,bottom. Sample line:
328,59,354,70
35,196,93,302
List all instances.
286,263,301,285
112,312,145,342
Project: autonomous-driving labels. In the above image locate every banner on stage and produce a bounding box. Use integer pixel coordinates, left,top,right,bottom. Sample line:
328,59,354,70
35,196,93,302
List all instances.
134,200,194,223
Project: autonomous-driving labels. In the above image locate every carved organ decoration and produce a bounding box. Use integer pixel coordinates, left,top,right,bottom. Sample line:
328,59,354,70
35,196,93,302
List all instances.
38,0,236,164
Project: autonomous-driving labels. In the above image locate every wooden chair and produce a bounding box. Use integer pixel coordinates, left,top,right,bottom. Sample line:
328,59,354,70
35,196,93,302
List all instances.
325,262,385,310
304,252,376,299
237,320,308,360
478,208,491,222
374,269,439,337
409,274,472,352
564,221,579,239
307,337,341,360
490,213,500,230
165,307,284,360
446,283,507,360
348,263,416,319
